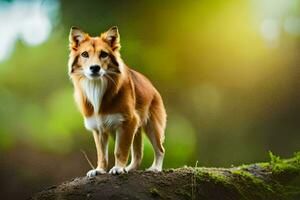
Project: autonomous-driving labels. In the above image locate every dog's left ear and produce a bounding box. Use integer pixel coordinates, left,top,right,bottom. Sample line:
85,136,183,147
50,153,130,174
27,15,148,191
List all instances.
69,26,88,50
102,26,120,51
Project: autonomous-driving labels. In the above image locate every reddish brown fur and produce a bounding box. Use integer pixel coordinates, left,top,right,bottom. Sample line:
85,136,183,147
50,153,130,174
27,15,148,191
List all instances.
68,26,166,174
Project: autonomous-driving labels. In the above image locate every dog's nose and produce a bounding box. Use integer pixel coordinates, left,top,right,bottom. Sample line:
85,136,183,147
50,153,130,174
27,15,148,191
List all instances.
90,65,100,73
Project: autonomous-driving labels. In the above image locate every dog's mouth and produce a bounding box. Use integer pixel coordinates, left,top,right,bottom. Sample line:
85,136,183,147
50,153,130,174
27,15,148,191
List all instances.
87,72,105,80
87,73,100,79
91,73,100,77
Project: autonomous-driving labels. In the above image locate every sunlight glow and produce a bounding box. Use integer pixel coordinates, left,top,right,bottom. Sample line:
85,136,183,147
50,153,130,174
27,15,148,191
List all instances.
254,0,300,47
261,18,280,47
284,17,300,35
0,0,59,62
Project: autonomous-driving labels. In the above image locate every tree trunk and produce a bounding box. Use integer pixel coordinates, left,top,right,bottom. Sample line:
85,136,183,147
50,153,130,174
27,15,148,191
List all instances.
30,153,300,200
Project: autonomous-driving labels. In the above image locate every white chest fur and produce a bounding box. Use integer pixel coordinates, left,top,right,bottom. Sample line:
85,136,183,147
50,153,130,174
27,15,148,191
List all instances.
81,78,107,113
84,114,124,132
81,78,123,132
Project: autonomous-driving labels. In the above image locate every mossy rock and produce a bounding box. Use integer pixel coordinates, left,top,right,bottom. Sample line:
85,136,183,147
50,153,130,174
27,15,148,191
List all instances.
31,152,300,200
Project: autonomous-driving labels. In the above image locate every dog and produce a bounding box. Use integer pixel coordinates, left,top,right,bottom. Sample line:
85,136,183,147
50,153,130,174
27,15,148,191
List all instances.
68,26,166,176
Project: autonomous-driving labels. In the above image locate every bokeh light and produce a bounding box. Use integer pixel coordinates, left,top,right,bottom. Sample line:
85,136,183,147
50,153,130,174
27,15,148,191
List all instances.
0,0,59,61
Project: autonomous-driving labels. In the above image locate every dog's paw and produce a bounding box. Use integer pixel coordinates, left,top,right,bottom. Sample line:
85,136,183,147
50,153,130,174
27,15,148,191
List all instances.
146,166,162,172
109,166,127,175
86,168,106,177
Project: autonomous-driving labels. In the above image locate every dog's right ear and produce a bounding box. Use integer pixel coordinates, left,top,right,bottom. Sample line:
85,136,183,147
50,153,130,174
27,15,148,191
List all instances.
69,26,88,50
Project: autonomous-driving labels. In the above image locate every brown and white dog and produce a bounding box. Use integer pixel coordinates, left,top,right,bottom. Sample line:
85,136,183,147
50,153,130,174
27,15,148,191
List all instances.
68,26,166,176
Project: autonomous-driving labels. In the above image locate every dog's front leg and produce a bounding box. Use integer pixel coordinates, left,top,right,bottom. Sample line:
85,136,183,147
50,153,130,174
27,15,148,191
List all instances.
109,118,138,175
86,130,109,177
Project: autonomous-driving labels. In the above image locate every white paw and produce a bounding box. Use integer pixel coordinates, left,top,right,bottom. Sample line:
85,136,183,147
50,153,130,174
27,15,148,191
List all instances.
109,166,127,175
146,166,162,172
86,168,106,177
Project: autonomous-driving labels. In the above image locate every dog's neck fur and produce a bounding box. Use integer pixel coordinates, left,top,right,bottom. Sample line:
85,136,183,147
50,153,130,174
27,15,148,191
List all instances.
76,61,126,114
81,78,108,113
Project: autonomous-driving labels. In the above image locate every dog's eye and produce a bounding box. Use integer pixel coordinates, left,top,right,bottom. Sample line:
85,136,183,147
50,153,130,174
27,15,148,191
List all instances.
100,51,109,59
81,51,89,58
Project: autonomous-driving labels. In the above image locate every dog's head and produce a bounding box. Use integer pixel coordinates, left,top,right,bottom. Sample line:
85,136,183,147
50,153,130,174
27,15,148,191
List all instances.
68,26,123,80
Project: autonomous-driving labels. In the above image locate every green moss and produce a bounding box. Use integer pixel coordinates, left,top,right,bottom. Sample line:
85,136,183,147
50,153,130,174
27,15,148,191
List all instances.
194,168,234,191
231,152,300,199
272,162,298,175
230,169,276,199
267,151,300,179
180,152,300,200
238,164,250,170
257,162,270,168
231,170,257,181
208,172,231,185
232,169,270,188
269,151,281,164
294,151,300,158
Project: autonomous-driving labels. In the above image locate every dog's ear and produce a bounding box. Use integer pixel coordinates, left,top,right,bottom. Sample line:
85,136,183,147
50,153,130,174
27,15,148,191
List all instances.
102,26,120,51
69,26,88,50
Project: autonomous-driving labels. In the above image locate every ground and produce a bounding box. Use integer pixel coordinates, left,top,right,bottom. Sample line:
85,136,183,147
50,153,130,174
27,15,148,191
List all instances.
30,152,300,200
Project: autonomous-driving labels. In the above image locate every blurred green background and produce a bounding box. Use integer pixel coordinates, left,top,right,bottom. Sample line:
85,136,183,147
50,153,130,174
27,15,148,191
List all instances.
0,0,299,198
